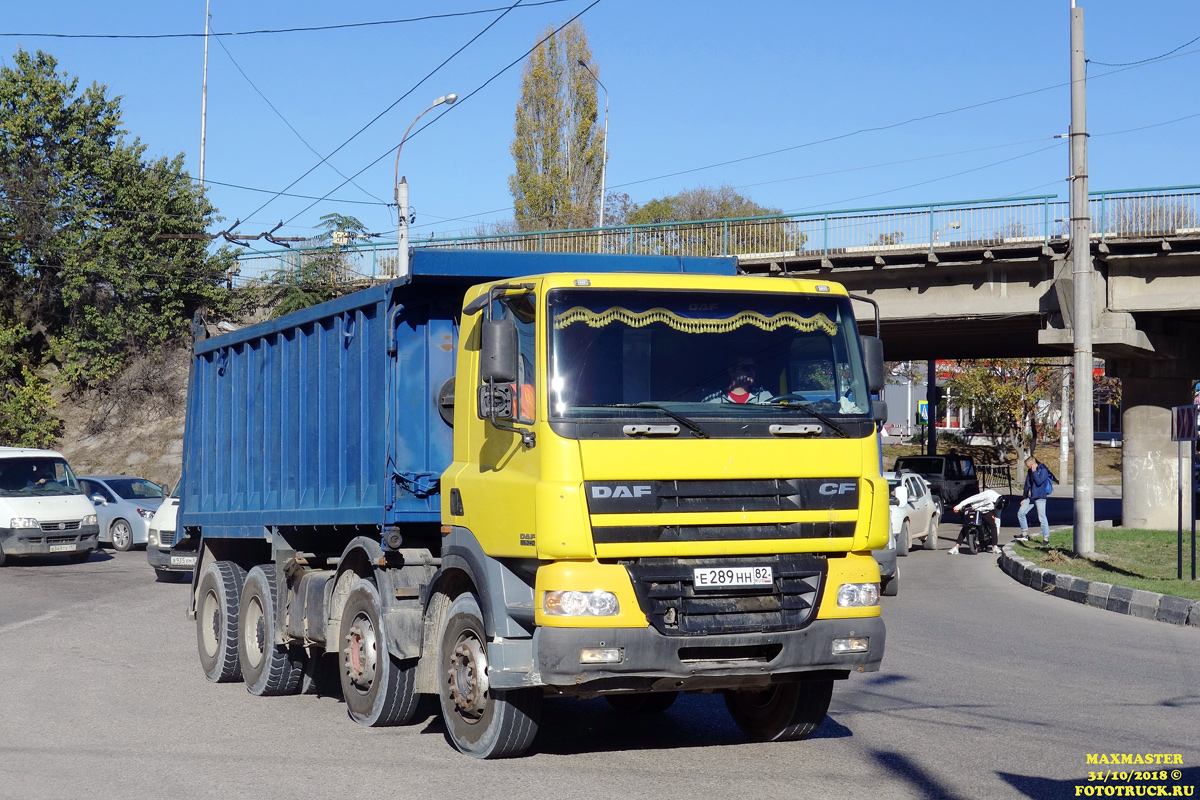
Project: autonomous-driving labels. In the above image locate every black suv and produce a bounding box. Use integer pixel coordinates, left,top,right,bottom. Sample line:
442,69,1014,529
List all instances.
891,454,979,516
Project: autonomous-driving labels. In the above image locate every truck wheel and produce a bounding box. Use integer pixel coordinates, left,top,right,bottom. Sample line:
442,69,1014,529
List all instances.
897,521,910,557
339,579,419,726
239,565,303,696
110,519,133,552
0,542,9,567
723,679,833,742
197,561,247,683
438,592,541,758
882,569,899,597
605,691,678,713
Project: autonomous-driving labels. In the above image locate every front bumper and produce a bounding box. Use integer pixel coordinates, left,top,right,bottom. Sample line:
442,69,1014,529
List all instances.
0,525,100,557
534,616,885,693
147,545,197,572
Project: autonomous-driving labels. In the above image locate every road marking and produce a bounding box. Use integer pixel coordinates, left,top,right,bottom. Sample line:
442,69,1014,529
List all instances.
0,611,60,636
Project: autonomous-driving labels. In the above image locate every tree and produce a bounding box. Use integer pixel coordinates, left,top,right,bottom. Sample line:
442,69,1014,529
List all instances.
266,212,369,317
508,21,604,231
946,359,1058,464
0,49,233,443
624,184,805,256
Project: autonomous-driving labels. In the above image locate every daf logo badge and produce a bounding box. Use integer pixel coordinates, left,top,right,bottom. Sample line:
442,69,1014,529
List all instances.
591,485,652,499
818,482,857,495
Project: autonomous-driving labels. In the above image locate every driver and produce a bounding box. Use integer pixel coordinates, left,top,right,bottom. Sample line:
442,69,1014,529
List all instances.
703,357,773,404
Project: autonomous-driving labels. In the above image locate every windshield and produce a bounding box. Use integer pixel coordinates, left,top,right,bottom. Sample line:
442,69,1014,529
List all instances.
548,288,870,420
106,478,164,501
0,457,82,498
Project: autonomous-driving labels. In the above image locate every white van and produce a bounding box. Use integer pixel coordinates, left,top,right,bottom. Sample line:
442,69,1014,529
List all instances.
0,447,99,566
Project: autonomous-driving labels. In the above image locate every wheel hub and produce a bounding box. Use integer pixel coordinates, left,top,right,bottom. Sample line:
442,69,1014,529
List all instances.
447,636,489,718
343,616,377,691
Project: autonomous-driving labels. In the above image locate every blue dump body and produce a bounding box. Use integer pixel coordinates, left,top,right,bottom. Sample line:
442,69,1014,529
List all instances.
179,250,737,539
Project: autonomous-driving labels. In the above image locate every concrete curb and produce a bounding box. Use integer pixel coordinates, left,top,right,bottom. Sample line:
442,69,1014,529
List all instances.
999,544,1200,628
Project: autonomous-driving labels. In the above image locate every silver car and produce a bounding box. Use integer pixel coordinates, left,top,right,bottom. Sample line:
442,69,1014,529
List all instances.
884,470,940,554
78,476,165,551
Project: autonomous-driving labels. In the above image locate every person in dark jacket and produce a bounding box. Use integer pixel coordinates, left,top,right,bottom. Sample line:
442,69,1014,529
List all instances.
1016,456,1054,544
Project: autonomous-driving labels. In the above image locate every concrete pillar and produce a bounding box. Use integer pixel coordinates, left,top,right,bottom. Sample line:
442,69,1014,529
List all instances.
1117,365,1193,530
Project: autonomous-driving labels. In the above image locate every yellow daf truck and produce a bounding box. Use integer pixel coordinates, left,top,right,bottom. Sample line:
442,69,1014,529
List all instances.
182,250,888,759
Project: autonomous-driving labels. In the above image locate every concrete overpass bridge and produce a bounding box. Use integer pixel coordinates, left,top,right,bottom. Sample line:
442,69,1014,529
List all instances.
236,185,1200,529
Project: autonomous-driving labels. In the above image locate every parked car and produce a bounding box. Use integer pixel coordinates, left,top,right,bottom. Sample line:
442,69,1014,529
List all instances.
146,488,194,581
891,454,979,516
0,447,99,566
78,475,165,551
884,470,940,553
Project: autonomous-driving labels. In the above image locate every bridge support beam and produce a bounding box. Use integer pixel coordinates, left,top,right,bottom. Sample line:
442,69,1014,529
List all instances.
1109,360,1193,530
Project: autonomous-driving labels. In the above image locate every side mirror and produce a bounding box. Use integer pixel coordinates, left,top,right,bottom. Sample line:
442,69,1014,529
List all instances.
860,335,885,394
871,399,888,425
480,318,518,384
91,494,106,506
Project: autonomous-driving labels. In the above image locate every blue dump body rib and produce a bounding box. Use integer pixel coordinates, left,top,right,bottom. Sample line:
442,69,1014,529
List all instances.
179,249,737,539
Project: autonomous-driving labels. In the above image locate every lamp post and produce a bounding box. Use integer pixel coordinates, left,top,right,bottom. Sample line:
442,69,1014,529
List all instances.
576,59,609,228
932,219,962,243
394,93,456,278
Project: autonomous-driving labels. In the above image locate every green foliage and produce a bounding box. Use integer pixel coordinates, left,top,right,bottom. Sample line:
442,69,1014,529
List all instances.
946,359,1058,463
0,366,63,448
509,21,604,230
623,184,805,256
0,49,234,399
263,212,368,318
627,185,781,225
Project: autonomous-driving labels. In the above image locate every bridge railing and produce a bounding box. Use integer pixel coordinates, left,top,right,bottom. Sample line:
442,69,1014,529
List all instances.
232,185,1200,283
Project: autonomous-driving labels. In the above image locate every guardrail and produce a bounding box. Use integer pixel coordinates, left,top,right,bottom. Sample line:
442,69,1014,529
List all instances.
233,185,1200,284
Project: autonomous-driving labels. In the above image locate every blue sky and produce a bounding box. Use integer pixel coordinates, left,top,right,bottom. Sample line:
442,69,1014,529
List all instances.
2,0,1197,243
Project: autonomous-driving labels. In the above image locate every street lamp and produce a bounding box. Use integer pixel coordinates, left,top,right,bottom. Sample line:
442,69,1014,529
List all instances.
393,93,456,278
576,59,609,228
933,219,962,243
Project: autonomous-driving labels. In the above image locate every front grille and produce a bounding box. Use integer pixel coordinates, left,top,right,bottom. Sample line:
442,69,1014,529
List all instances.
159,530,177,546
40,520,81,532
586,478,859,514
622,553,825,636
595,521,855,544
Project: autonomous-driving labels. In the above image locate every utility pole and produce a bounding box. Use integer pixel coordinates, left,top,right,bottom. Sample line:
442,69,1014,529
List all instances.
1070,0,1095,554
199,0,211,187
1060,360,1071,489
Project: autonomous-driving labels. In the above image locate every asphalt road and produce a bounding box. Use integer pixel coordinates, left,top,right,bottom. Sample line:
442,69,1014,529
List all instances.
1,536,1197,800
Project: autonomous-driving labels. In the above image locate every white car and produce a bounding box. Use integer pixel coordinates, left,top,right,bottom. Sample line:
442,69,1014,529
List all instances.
0,447,99,566
146,490,194,582
884,470,940,554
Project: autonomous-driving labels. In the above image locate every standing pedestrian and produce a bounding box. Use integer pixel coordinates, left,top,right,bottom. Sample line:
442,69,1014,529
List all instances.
1015,455,1055,544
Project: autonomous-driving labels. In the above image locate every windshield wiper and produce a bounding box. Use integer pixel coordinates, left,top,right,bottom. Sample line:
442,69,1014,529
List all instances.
589,403,709,439
761,401,848,438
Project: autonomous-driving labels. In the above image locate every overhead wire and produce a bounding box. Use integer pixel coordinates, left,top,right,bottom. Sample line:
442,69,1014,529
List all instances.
233,0,532,230
210,33,389,207
278,0,605,228
0,1,571,40
1087,32,1200,67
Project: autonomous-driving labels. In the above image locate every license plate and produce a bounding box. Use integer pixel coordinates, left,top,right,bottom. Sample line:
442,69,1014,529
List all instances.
49,544,75,553
693,565,773,590
170,555,198,567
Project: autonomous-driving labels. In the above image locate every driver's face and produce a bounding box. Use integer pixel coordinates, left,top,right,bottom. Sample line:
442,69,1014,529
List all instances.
727,362,755,390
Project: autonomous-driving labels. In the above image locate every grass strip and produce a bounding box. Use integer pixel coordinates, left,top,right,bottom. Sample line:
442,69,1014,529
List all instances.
1012,528,1200,601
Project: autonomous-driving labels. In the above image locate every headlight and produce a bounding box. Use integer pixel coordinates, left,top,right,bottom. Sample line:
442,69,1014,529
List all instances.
136,508,156,520
10,517,39,529
147,529,160,547
543,590,620,616
837,582,880,608
82,514,97,526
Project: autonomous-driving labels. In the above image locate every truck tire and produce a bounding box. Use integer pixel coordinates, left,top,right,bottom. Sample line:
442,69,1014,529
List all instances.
723,679,833,742
110,519,134,552
438,592,541,758
0,542,8,567
605,691,678,714
239,565,303,697
339,579,420,726
881,569,899,597
897,521,910,557
197,560,247,683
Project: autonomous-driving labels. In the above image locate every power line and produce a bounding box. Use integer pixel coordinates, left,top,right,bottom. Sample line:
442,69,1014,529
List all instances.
279,0,605,228
210,33,388,207
0,1,571,40
1088,32,1200,67
234,0,530,230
